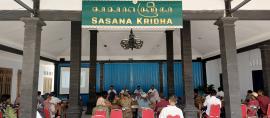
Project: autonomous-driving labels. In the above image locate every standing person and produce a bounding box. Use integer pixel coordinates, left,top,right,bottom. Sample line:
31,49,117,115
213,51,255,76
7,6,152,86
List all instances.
257,90,270,117
203,90,222,117
216,87,224,99
247,92,259,118
49,92,61,118
159,95,184,118
37,91,44,117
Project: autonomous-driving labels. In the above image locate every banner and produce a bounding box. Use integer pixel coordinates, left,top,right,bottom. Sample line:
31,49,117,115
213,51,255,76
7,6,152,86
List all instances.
82,0,183,28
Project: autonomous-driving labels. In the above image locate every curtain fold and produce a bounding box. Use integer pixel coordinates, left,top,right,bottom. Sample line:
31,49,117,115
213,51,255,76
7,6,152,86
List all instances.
103,63,159,93
162,62,204,97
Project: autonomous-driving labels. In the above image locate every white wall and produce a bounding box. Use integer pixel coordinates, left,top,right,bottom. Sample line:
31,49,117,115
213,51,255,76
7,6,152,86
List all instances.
206,49,262,99
0,50,55,103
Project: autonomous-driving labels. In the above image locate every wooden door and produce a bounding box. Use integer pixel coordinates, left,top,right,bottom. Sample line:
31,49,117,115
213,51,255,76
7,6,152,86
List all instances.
0,68,13,96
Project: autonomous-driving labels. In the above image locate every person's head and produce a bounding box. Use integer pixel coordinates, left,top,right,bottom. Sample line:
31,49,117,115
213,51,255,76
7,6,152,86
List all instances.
96,97,106,106
151,85,154,90
110,85,114,90
50,92,56,97
218,87,223,92
210,90,217,96
123,92,129,97
247,90,253,94
168,95,177,106
38,91,41,96
108,91,116,102
137,85,141,90
252,92,258,99
44,93,52,100
258,90,264,96
194,89,199,96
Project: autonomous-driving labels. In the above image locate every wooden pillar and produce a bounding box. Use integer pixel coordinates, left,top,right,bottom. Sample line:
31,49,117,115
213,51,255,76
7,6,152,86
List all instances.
86,30,98,113
100,62,104,92
159,62,163,94
66,21,82,117
166,30,175,96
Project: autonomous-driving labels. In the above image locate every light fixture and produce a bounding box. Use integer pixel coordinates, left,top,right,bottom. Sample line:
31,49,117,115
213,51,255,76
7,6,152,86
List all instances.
120,29,143,50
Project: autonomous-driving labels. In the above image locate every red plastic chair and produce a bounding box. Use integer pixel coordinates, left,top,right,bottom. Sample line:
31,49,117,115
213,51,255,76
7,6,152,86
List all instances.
266,104,270,118
241,104,247,118
207,104,221,118
92,115,105,118
44,108,51,118
110,109,122,118
94,110,107,118
0,111,2,118
142,108,154,118
167,115,180,118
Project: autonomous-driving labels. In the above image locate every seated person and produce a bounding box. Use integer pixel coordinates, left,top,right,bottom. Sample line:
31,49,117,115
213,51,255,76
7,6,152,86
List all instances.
148,85,160,104
159,95,184,118
203,90,221,117
108,85,117,95
119,92,133,118
92,97,110,118
134,85,144,98
257,90,270,117
247,92,259,118
137,92,151,118
155,94,169,115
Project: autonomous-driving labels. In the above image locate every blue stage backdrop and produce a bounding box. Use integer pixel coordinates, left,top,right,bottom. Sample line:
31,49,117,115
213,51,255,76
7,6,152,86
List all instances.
57,62,203,105
104,63,160,93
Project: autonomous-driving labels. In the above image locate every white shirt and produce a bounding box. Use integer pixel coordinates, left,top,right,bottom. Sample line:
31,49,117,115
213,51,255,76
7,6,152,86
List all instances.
203,96,222,115
148,88,157,94
120,89,129,94
217,91,224,97
134,89,143,94
159,105,184,118
108,89,117,94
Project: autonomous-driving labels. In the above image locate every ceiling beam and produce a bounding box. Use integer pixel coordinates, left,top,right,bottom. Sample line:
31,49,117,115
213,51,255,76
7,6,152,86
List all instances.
1,10,270,21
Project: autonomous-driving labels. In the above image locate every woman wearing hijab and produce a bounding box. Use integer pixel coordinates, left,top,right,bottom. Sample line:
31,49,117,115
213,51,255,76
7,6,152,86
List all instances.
92,97,110,118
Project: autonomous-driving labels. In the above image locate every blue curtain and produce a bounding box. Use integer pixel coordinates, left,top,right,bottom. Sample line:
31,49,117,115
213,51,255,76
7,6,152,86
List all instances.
104,63,159,93
162,62,203,97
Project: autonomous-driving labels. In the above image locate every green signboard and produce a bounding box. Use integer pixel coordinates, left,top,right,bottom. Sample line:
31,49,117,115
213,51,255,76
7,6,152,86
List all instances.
82,0,183,28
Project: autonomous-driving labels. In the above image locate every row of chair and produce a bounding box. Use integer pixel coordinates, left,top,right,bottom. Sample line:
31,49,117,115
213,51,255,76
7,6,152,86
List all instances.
92,108,181,118
208,104,270,118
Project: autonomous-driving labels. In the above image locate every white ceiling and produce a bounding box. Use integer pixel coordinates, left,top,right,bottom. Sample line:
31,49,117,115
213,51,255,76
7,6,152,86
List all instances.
0,20,270,61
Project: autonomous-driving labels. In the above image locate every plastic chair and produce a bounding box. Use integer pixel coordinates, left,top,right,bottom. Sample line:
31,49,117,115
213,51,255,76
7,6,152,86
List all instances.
266,104,270,118
110,109,122,118
207,104,221,118
0,111,2,118
142,108,154,118
167,115,180,118
241,104,247,118
92,115,105,118
94,110,107,118
44,108,51,118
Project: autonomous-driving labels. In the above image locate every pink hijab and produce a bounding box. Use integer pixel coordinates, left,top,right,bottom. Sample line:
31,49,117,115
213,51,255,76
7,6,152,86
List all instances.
96,97,106,106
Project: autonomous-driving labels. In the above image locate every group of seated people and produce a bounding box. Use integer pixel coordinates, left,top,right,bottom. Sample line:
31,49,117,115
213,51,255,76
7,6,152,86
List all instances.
242,90,270,118
194,86,270,118
92,85,184,118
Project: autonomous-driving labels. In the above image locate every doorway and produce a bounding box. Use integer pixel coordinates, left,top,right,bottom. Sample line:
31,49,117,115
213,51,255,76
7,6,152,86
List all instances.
252,70,264,92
